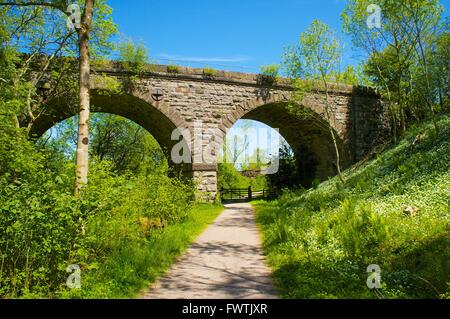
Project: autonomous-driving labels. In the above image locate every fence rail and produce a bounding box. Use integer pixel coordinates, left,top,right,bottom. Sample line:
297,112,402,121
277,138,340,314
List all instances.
220,187,276,201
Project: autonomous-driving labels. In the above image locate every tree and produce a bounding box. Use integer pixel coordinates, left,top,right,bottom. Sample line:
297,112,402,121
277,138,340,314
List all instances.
428,23,449,112
242,148,269,171
395,0,443,133
0,0,117,193
117,37,149,72
284,20,345,183
221,125,250,167
39,113,168,175
89,114,166,174
329,65,366,86
74,0,94,192
342,0,444,136
114,37,150,94
0,5,78,131
266,143,299,192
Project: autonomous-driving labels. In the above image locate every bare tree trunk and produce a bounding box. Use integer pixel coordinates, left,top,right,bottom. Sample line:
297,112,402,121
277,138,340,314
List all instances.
323,81,344,184
400,106,406,134
13,115,20,129
75,0,94,194
374,62,397,143
415,30,439,135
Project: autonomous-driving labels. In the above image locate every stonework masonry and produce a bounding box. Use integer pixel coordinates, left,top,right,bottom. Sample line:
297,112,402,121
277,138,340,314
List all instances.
32,64,391,201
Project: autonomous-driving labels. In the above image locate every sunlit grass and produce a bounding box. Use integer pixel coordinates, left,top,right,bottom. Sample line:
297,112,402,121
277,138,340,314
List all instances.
254,114,449,299
59,204,224,299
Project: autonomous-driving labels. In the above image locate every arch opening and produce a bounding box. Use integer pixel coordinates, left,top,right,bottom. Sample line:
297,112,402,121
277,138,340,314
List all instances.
227,101,350,188
38,112,169,176
29,91,192,173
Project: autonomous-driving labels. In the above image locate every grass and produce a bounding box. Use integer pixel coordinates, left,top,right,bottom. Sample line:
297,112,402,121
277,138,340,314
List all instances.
254,114,449,299
59,203,224,299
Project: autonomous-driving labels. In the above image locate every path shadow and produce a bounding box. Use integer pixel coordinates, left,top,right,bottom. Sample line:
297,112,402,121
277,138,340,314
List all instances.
222,199,250,204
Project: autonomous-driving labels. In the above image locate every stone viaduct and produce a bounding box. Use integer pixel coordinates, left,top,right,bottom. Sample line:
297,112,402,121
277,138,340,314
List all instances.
31,64,390,200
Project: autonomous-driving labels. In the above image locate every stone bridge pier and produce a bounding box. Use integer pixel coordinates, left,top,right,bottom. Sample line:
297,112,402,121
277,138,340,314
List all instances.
30,64,390,201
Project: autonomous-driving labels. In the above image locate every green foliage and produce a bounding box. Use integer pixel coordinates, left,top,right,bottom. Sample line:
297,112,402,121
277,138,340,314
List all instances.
218,137,269,191
202,67,216,77
259,64,281,85
167,65,180,74
266,143,307,192
0,1,219,300
282,19,343,108
0,47,28,127
329,65,368,86
117,38,149,73
88,114,167,175
218,163,244,189
255,114,450,299
218,163,267,191
284,20,341,81
40,114,168,176
90,0,119,59
282,19,345,183
59,204,223,299
0,123,199,298
342,0,446,134
260,64,281,78
95,73,122,96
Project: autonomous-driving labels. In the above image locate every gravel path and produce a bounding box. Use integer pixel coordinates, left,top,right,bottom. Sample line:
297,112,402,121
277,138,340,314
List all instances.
140,203,278,299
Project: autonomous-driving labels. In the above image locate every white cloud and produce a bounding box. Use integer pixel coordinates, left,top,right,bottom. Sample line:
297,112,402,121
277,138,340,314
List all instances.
155,53,250,63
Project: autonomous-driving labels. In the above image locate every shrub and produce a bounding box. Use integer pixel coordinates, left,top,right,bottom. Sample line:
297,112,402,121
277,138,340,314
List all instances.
260,64,281,79
217,163,267,191
258,64,281,85
0,127,196,298
117,38,149,73
202,67,216,77
167,65,180,74
255,114,450,299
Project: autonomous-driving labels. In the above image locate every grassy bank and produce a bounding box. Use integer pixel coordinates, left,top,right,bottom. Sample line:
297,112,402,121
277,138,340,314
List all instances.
254,115,449,299
59,204,223,299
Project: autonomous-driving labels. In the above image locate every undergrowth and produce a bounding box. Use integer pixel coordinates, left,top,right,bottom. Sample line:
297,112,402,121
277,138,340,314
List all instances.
254,114,449,299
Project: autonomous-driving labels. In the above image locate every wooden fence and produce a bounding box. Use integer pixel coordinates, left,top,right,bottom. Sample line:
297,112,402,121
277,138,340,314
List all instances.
220,187,277,201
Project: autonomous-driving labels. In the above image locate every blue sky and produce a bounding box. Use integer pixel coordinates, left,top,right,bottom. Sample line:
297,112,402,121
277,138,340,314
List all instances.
108,0,364,73
106,0,449,164
108,0,449,73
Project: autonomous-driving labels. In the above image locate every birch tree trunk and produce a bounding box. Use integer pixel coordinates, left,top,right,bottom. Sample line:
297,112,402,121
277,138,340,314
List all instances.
323,80,344,184
75,0,94,193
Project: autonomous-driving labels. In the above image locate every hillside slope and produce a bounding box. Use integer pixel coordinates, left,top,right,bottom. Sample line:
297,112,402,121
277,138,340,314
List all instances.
255,114,449,299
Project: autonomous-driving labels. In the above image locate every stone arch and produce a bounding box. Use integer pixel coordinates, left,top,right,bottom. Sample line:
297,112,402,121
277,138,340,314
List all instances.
29,90,192,169
220,96,351,186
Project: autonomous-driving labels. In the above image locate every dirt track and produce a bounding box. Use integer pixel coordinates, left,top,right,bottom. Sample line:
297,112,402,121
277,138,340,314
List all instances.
140,203,278,299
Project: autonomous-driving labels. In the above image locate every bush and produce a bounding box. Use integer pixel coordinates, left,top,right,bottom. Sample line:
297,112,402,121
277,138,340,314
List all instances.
255,114,450,299
0,126,196,298
258,64,281,85
167,65,180,74
117,38,148,73
202,67,216,77
260,64,281,79
218,163,267,191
